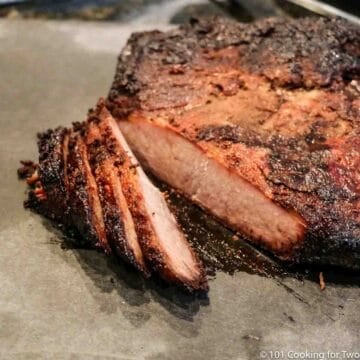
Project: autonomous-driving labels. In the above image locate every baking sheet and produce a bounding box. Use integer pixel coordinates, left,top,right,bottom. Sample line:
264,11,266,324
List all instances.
0,19,359,360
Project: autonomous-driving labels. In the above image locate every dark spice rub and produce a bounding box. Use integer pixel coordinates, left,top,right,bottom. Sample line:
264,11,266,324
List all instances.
108,16,360,269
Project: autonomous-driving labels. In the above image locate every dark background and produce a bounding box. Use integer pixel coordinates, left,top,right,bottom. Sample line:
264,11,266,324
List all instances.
0,0,358,23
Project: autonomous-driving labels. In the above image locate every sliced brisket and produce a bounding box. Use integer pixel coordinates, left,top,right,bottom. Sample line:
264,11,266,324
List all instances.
66,132,110,252
94,101,207,290
84,119,149,275
19,102,207,290
34,127,70,222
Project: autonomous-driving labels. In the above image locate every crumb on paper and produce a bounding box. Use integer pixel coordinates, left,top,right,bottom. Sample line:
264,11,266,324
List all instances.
242,334,260,341
319,272,325,291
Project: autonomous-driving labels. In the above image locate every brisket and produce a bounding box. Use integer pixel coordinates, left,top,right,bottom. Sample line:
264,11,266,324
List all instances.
107,16,360,269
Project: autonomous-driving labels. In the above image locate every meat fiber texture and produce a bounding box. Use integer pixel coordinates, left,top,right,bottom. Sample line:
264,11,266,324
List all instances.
106,16,360,269
19,101,207,292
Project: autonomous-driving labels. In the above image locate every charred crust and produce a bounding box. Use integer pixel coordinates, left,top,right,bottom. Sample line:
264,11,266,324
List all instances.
108,16,360,112
18,160,37,179
27,127,71,224
74,122,89,137
196,125,262,147
24,190,42,210
37,129,66,187
66,134,102,248
87,139,108,166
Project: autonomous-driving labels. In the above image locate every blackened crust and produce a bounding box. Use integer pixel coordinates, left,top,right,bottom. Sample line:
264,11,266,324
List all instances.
35,127,70,223
108,16,360,112
66,133,107,250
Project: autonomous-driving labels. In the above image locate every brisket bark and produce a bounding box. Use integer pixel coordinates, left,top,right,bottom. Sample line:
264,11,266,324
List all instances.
67,132,110,252
34,127,70,222
107,16,360,269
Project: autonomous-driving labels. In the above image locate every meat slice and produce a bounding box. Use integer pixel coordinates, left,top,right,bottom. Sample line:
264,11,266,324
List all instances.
119,118,305,257
107,17,360,269
67,132,110,252
84,120,148,275
34,127,70,222
93,101,207,290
